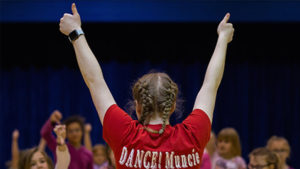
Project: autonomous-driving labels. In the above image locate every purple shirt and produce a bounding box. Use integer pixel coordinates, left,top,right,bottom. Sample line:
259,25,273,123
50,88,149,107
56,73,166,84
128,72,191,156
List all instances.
41,120,93,169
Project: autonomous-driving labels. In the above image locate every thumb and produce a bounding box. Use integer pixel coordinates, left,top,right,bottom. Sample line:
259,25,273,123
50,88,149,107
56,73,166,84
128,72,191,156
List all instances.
222,13,230,23
71,3,79,15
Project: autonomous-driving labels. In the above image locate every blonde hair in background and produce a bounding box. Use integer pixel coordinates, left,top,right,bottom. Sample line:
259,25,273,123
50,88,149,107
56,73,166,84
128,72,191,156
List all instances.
266,136,291,157
22,147,54,169
217,127,242,158
249,147,279,169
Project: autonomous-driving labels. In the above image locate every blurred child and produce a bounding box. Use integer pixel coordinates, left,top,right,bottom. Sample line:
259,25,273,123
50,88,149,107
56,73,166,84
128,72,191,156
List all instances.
93,144,109,169
6,130,48,169
22,147,54,169
41,110,93,169
21,124,71,169
200,132,216,169
105,146,116,169
266,136,294,169
206,131,217,158
84,123,109,169
211,128,246,169
200,149,212,169
248,147,278,169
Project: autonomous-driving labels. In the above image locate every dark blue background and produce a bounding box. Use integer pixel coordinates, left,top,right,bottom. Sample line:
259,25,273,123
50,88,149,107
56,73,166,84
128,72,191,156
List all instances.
1,1,300,169
1,0,300,22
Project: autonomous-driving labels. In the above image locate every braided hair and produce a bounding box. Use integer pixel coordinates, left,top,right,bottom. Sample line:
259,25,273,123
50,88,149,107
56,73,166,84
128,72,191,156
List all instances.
132,72,178,134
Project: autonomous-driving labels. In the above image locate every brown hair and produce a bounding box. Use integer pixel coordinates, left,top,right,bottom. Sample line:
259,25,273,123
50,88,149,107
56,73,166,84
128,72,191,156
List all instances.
132,72,178,134
217,127,242,158
249,147,278,169
266,136,291,157
63,115,85,137
22,147,54,169
93,144,107,156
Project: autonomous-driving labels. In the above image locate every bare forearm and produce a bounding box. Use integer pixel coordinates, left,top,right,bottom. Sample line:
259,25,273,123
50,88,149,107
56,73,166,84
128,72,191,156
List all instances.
71,34,115,122
193,13,234,121
55,146,71,169
11,139,19,168
72,35,104,88
203,35,228,90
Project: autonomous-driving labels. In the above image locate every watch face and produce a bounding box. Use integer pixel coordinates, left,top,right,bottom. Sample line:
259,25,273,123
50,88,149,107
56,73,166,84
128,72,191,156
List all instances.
69,29,84,41
69,30,78,41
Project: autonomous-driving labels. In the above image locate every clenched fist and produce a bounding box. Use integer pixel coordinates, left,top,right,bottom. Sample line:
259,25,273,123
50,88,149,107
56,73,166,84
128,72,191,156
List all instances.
54,125,66,146
50,110,62,124
59,3,82,36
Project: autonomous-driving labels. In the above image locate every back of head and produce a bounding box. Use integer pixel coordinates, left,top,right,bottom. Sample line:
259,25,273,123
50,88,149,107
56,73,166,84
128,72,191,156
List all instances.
217,127,241,158
249,147,278,169
132,72,178,134
21,147,54,169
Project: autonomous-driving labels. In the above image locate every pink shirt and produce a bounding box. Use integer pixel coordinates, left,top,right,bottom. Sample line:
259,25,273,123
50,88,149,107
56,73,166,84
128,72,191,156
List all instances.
200,150,211,169
211,152,246,169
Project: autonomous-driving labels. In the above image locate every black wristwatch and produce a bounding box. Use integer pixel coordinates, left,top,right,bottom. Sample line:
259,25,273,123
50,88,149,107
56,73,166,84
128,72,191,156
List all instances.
68,29,84,42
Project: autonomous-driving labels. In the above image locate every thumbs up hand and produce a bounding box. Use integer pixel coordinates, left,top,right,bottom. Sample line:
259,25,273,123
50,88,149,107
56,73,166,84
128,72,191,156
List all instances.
59,3,82,36
217,13,234,43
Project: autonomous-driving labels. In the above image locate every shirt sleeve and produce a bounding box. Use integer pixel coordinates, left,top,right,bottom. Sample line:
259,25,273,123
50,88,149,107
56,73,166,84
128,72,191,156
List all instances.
182,109,212,148
103,104,133,148
40,119,57,153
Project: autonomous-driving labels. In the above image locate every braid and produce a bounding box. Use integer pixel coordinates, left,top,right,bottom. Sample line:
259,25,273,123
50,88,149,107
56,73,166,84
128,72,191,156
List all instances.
138,81,154,125
158,81,177,134
132,72,178,135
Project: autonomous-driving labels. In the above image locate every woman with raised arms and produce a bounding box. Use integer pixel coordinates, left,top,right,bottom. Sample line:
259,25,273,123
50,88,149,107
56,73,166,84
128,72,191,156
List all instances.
59,3,234,169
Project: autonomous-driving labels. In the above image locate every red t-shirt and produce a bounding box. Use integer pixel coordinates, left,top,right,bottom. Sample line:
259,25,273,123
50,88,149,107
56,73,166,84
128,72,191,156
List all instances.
103,104,211,169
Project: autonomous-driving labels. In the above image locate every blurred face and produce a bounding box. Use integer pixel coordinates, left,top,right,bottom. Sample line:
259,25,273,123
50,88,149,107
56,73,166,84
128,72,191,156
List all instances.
217,138,232,157
248,155,273,169
67,122,83,145
94,149,107,165
268,140,289,165
30,152,49,169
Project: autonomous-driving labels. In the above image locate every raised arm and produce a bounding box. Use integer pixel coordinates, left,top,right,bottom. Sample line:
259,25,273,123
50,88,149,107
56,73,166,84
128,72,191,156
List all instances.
54,125,71,169
84,123,93,152
38,138,47,152
59,3,115,124
193,13,234,122
11,129,20,169
41,110,62,152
